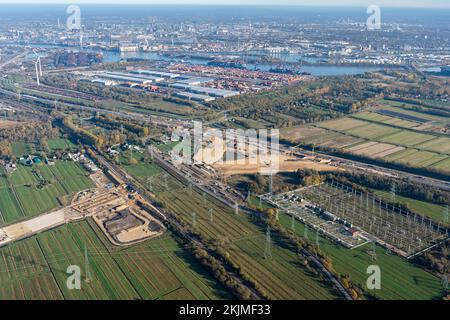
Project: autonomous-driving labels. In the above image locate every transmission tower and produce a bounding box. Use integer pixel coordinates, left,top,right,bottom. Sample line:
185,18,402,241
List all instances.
264,226,272,259
390,183,396,201
442,274,449,291
209,208,213,223
192,212,197,229
163,173,168,190
269,174,273,196
444,205,449,224
84,243,91,283
369,241,377,261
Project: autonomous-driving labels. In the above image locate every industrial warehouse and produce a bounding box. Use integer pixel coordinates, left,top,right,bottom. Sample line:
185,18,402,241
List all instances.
77,68,241,102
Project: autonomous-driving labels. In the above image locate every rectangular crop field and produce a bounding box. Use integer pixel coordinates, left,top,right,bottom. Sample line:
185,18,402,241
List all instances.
0,161,94,226
47,139,76,151
0,220,231,300
134,165,340,300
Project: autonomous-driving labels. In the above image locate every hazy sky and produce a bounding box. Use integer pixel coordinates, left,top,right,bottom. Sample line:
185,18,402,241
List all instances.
0,0,449,9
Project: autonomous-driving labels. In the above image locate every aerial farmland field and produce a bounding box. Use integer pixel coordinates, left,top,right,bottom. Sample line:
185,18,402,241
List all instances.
128,163,340,300
47,139,76,151
11,142,34,157
284,108,450,173
0,220,231,300
0,161,94,226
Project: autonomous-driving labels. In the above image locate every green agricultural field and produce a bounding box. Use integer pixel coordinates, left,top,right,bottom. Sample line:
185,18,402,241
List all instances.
352,112,420,129
278,214,444,300
0,220,231,300
47,139,76,151
380,100,450,125
0,168,24,224
0,161,94,226
319,118,368,131
11,142,34,157
124,162,162,180
416,137,450,154
379,131,437,148
345,123,400,140
156,141,180,153
317,118,401,140
0,237,63,300
300,113,450,172
130,165,340,300
383,149,448,167
431,158,450,171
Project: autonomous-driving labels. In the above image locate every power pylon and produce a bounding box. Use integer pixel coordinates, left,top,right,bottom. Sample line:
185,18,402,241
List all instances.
264,226,272,259
209,208,213,223
84,243,91,283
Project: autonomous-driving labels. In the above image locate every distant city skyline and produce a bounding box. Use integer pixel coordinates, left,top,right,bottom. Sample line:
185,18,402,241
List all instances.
0,0,449,9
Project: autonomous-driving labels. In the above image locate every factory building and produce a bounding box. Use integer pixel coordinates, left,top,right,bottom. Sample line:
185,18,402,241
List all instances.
187,86,240,98
91,79,118,86
104,72,164,83
131,69,181,79
174,91,216,102
98,73,154,85
175,77,214,86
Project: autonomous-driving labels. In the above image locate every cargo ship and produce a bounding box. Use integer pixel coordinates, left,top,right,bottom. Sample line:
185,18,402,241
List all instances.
269,67,310,76
207,60,246,69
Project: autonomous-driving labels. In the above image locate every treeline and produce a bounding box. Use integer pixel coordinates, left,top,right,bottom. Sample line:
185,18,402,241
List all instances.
92,115,149,137
209,76,381,128
286,142,450,182
0,121,60,159
164,215,261,300
61,116,105,148
414,243,449,275
386,97,450,118
328,170,450,207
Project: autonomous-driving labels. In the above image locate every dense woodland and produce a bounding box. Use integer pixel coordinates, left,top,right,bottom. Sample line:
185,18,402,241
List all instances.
0,121,59,159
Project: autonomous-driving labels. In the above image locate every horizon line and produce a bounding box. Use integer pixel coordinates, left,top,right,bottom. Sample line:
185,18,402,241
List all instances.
0,3,449,9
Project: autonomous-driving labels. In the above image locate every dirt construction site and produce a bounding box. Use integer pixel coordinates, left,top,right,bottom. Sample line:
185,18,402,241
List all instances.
0,171,166,248
214,154,341,175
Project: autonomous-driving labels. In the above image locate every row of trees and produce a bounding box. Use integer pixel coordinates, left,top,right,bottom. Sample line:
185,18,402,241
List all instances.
329,170,450,207
209,76,382,128
92,115,150,137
